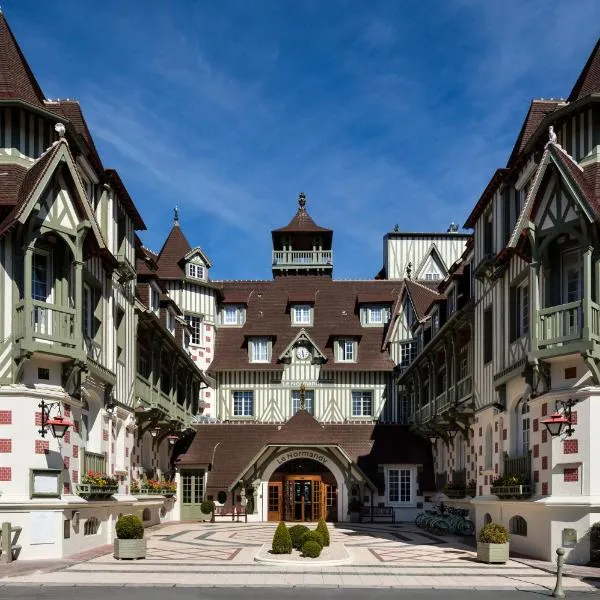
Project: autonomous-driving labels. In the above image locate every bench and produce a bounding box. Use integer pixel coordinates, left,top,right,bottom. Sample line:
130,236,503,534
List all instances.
359,506,395,523
212,507,248,523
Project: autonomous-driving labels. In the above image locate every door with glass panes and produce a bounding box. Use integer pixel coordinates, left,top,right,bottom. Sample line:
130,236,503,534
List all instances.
180,470,205,520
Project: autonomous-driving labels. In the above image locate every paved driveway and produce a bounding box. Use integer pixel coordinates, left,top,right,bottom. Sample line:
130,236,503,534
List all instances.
2,522,599,592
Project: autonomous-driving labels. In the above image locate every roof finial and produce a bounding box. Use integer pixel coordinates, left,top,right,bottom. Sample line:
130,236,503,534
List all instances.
174,206,179,225
54,122,66,139
298,192,306,210
406,262,412,279
547,125,558,146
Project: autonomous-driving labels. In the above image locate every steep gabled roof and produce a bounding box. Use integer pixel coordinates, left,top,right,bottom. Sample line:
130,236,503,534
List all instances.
0,163,27,205
568,38,600,102
506,100,561,168
0,12,45,107
156,217,192,279
272,194,332,234
404,279,444,322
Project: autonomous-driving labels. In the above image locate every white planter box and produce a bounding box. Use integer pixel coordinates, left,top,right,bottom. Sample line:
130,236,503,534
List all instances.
114,538,147,560
477,542,509,564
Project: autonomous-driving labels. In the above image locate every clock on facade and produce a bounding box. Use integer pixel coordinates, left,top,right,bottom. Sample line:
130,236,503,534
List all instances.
295,346,310,360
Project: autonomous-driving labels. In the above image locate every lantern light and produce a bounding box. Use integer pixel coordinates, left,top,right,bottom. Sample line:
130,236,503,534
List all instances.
541,399,578,438
39,400,73,439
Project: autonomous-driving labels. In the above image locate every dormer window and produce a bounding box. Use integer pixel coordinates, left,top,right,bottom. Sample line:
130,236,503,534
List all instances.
250,337,270,363
362,305,389,326
167,310,175,335
150,285,160,313
188,263,205,280
221,305,244,326
292,304,312,326
337,339,356,362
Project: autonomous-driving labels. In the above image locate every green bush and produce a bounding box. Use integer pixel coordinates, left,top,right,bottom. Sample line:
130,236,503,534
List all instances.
316,519,330,547
301,530,324,548
302,539,322,558
115,514,144,540
217,490,227,504
200,499,215,514
272,521,292,554
479,523,509,544
289,524,310,550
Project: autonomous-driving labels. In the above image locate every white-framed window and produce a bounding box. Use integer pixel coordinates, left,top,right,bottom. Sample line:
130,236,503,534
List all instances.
447,287,456,315
150,285,160,312
167,310,175,335
338,339,356,362
292,389,314,415
425,272,440,281
292,304,312,325
222,305,243,326
188,263,205,280
185,314,204,345
399,340,416,368
233,390,253,417
351,390,372,417
387,467,412,504
250,338,270,362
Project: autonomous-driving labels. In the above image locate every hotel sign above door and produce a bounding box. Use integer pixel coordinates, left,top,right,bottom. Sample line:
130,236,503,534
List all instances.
275,449,330,466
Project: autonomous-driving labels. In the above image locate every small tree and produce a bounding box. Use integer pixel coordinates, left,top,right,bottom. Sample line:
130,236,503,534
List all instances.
301,530,324,548
289,524,310,550
316,519,330,547
115,514,144,540
272,521,292,554
479,523,509,544
301,539,322,558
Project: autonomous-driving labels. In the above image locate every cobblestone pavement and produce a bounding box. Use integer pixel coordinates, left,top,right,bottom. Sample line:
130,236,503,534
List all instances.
1,522,599,591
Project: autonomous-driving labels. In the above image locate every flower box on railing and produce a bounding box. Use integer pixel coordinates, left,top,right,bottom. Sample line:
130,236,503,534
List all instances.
75,484,119,499
444,488,466,499
133,487,176,497
490,484,532,499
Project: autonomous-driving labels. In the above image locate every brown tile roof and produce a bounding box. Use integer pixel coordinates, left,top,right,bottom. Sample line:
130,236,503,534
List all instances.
506,100,560,168
210,277,402,373
568,38,600,102
105,169,146,230
356,292,395,304
273,206,332,234
404,279,444,321
156,222,192,279
177,415,435,492
0,13,45,107
0,163,27,205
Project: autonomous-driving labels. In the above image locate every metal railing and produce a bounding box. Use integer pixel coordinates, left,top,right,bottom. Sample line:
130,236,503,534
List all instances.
83,450,106,475
0,521,22,564
272,250,332,267
503,451,532,480
456,375,473,402
452,468,467,487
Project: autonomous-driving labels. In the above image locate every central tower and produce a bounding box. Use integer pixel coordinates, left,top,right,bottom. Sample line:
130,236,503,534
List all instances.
271,193,333,277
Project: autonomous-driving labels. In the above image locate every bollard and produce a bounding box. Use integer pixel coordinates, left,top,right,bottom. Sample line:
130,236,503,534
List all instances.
552,547,565,598
0,521,11,564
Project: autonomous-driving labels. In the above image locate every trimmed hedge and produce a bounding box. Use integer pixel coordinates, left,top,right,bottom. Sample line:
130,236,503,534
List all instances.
289,524,310,550
301,530,324,547
302,539,322,558
316,519,330,546
479,523,509,544
115,514,144,540
272,521,292,554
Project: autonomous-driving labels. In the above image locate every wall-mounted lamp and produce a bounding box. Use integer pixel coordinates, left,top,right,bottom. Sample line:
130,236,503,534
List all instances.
541,399,578,437
445,426,459,441
150,426,161,438
167,434,179,446
39,400,73,439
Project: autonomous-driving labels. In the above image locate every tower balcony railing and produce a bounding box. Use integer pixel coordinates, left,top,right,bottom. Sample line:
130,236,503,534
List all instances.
272,250,332,268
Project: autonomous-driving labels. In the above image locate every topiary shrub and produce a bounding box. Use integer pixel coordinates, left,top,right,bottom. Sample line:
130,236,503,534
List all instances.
302,539,322,558
301,530,324,548
217,490,227,504
316,519,330,547
200,499,215,514
479,523,509,544
271,521,292,554
289,524,310,550
115,514,144,540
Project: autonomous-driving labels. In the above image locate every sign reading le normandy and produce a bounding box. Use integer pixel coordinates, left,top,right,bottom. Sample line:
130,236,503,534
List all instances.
276,449,329,466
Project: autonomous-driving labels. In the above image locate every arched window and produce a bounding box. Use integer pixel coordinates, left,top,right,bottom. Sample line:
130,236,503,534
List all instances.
509,515,527,536
484,513,492,525
484,425,493,470
516,398,530,456
142,508,151,522
84,517,99,536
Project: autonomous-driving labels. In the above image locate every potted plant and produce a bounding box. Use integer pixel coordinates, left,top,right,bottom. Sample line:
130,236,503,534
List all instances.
114,514,146,560
477,522,510,563
200,499,215,522
162,481,177,497
348,498,362,523
590,522,600,567
490,474,531,499
443,481,466,499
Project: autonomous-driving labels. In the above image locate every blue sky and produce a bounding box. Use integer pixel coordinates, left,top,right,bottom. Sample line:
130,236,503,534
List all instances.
6,1,600,279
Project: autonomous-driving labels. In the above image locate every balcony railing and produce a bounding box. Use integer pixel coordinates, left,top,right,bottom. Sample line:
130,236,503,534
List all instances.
135,374,190,424
452,468,467,487
456,375,473,402
83,450,106,475
15,300,77,346
272,250,332,268
503,451,532,480
435,390,451,415
538,301,583,347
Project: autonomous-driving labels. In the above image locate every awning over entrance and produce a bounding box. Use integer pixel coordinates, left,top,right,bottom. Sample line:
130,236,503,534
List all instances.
176,409,435,498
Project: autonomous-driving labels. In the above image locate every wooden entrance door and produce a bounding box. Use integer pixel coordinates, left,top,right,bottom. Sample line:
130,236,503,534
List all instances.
283,475,324,522
267,482,282,521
